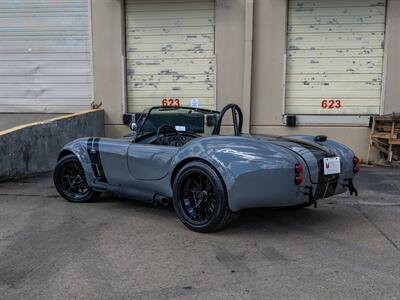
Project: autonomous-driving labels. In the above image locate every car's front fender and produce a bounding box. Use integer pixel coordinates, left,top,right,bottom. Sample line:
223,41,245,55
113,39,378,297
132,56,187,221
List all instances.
57,138,96,185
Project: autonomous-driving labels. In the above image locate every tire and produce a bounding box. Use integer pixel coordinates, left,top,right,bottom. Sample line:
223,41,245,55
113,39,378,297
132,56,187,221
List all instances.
173,161,237,233
53,154,99,203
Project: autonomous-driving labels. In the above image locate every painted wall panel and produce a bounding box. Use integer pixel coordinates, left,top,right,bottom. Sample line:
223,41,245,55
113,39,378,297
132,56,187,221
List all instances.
127,2,214,11
129,74,215,83
128,26,214,36
288,49,384,58
288,15,384,25
126,0,216,112
126,18,215,28
128,50,215,59
0,0,92,113
289,0,385,8
289,24,385,33
285,0,386,115
288,6,385,16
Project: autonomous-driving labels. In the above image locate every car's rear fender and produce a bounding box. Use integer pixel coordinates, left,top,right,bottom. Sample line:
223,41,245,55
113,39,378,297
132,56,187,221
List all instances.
170,136,311,211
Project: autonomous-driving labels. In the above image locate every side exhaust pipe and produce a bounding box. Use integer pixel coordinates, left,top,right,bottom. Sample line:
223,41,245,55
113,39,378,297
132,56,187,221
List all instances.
154,194,170,207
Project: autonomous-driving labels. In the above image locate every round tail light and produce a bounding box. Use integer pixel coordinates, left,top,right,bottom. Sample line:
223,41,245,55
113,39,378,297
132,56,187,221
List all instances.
295,175,303,185
295,163,303,174
353,156,360,165
353,166,360,174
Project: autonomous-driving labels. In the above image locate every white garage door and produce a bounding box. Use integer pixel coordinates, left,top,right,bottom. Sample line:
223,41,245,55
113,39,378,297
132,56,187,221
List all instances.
125,0,216,113
0,0,93,113
286,0,386,115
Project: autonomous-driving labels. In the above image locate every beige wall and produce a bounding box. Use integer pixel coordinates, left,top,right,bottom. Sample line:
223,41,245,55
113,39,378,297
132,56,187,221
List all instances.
89,0,400,160
92,0,248,138
91,0,125,134
252,0,287,126
215,0,246,109
0,0,396,158
383,0,400,114
248,0,400,160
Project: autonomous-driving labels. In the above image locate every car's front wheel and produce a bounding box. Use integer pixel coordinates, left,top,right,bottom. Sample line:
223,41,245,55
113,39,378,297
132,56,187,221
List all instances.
173,161,237,233
53,154,99,203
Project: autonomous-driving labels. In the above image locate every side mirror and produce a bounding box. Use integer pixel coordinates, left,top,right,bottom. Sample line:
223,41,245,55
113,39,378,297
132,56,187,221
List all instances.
129,122,138,132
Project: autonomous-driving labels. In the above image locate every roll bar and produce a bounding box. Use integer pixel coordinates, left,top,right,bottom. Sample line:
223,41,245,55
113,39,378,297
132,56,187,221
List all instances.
212,104,243,136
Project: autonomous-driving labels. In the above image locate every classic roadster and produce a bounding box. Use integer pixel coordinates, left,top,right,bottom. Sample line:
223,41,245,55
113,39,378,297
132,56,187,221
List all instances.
54,104,359,232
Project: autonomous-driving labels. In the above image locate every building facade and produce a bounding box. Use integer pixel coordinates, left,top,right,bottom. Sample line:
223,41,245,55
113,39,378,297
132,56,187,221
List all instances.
1,0,399,159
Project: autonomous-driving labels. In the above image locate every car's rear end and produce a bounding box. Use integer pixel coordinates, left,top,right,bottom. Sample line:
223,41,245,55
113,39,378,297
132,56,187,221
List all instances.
190,134,359,212
269,135,360,205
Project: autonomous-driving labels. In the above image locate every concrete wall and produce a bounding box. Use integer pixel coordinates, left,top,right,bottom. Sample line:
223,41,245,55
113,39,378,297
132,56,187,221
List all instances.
0,114,66,132
0,110,104,181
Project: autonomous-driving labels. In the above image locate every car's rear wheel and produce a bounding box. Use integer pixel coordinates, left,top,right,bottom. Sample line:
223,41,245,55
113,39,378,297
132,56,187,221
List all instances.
54,154,99,203
173,161,237,233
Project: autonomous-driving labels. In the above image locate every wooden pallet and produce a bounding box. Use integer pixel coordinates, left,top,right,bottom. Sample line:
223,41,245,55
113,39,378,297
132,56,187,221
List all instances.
367,113,400,164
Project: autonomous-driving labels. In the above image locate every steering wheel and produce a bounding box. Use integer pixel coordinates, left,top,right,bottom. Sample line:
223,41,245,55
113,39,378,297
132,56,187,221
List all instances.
156,124,200,146
156,124,179,145
212,104,243,136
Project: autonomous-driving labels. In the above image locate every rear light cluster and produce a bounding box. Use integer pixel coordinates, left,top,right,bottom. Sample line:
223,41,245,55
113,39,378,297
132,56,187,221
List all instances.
294,163,303,185
353,156,360,174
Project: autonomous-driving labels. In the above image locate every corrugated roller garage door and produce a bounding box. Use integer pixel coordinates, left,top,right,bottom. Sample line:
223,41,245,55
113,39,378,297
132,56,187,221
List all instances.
125,0,216,113
286,0,386,115
0,0,93,113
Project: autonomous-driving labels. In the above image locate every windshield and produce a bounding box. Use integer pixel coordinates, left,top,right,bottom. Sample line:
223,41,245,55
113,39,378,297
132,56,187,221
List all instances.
137,107,219,138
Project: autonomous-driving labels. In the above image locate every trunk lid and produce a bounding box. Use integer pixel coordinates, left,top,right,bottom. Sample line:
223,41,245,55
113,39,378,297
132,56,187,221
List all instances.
250,134,336,184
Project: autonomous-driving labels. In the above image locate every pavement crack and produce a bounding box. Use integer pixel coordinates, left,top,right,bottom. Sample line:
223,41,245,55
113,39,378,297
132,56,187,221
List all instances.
355,204,400,253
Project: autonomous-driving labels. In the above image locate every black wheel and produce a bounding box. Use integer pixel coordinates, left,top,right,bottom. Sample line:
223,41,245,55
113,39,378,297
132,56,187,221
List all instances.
53,154,99,203
173,161,237,233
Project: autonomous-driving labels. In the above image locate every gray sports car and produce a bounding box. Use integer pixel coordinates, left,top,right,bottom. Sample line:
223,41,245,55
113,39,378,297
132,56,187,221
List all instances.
54,104,359,232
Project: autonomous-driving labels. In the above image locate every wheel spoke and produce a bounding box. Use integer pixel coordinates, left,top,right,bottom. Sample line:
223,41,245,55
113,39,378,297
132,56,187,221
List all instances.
192,177,201,189
180,172,217,224
205,180,213,193
198,175,204,188
59,161,90,199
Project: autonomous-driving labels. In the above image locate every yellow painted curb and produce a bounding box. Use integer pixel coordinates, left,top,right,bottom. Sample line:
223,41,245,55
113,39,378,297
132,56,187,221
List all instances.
0,109,104,137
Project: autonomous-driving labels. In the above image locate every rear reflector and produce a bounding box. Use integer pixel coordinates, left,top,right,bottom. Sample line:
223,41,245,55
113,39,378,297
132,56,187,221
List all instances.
295,175,303,185
353,167,360,174
295,163,303,174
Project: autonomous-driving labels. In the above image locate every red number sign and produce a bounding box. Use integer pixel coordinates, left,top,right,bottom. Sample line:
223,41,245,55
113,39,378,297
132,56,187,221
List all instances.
162,98,180,107
321,100,341,109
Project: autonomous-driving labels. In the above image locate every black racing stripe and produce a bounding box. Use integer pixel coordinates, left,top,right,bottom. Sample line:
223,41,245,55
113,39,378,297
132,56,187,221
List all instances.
87,137,97,177
87,137,107,182
95,138,107,182
93,138,100,151
87,137,94,152
306,149,339,200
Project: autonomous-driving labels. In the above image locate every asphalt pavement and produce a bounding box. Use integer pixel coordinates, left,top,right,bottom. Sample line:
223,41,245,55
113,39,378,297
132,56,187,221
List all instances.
0,167,399,300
